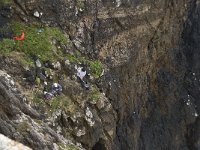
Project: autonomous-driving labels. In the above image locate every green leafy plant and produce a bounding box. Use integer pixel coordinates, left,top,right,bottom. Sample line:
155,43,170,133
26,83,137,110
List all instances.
89,60,103,77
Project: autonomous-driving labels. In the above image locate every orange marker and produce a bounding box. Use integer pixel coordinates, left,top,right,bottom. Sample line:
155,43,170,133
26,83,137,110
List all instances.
13,32,24,41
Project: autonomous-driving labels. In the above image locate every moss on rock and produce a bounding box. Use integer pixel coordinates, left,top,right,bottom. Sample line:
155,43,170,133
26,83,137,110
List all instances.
58,143,79,150
16,121,30,134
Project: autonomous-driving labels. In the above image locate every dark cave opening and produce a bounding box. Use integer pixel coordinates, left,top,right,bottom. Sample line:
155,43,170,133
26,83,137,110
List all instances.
92,140,106,150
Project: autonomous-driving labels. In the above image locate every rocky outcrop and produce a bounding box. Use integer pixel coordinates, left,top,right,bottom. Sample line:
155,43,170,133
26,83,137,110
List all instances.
0,70,81,149
101,0,200,150
0,62,117,150
0,0,200,150
0,133,31,150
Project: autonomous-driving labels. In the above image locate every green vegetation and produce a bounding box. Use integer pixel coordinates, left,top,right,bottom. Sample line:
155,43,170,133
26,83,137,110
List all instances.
89,60,103,78
0,22,69,62
58,143,79,150
49,95,67,111
88,86,101,103
32,92,45,106
0,19,104,122
10,22,69,61
66,54,103,77
0,39,15,53
77,0,85,10
0,21,103,76
29,87,78,117
66,54,79,62
17,121,30,134
0,22,69,65
34,119,43,125
18,55,34,65
0,0,12,5
32,91,75,113
48,95,76,113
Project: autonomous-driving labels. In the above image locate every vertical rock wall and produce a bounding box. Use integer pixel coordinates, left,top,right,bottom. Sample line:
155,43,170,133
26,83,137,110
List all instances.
0,0,200,150
101,0,200,149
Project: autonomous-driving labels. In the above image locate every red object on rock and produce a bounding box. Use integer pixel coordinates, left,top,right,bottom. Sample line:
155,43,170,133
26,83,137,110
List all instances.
13,32,25,41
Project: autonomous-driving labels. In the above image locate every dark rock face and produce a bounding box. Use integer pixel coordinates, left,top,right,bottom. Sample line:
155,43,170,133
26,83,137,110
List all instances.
0,0,200,150
102,0,200,150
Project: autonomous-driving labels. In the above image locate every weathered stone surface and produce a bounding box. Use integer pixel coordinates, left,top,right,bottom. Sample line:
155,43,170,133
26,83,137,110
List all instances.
0,133,31,150
0,0,200,150
0,70,83,150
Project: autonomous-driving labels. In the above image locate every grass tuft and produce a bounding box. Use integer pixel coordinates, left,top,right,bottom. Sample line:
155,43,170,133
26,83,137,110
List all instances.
88,85,101,103
48,94,76,113
7,22,69,61
58,142,79,150
17,121,30,134
0,39,15,53
66,54,103,77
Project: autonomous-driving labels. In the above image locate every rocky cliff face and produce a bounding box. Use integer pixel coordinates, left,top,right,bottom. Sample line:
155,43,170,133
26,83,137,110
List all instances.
0,133,31,150
0,0,200,150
